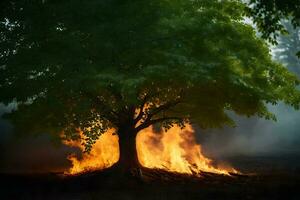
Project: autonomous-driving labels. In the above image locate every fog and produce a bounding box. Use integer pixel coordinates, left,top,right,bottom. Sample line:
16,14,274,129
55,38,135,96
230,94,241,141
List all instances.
199,104,300,158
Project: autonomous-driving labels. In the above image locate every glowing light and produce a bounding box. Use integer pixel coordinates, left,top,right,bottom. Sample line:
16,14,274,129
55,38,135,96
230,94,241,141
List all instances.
63,129,119,175
64,124,237,175
137,124,236,175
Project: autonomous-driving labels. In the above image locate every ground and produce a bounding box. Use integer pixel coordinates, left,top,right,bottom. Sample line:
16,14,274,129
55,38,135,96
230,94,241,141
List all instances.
1,154,300,200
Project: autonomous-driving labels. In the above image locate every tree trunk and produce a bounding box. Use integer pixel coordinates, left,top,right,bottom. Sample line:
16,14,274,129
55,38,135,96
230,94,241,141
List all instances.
114,127,140,177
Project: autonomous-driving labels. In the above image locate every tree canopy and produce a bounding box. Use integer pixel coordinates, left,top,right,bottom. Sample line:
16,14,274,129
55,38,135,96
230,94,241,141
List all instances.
1,0,300,150
246,0,300,44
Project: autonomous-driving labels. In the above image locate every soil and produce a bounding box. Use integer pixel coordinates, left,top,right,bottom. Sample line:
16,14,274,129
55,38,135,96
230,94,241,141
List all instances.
1,155,300,200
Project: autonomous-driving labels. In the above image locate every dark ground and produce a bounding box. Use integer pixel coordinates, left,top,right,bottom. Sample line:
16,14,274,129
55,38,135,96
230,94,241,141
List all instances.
1,155,300,200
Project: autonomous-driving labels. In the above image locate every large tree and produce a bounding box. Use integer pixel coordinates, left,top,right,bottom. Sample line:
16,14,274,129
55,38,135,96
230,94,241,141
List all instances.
1,0,300,174
246,0,300,44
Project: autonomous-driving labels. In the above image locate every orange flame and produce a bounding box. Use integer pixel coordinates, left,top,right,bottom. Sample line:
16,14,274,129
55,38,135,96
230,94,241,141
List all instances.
137,124,236,175
64,124,237,175
63,129,119,175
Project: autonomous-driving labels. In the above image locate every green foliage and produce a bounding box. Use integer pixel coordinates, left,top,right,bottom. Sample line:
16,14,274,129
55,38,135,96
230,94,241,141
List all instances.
245,0,300,44
0,0,299,150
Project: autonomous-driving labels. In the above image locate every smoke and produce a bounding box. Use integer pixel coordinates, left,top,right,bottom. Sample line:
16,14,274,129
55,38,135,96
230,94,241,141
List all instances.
0,103,74,174
198,104,300,158
0,134,74,173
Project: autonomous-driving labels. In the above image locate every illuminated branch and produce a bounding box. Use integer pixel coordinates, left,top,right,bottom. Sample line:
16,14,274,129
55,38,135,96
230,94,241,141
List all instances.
135,116,183,132
133,91,160,124
133,90,184,131
148,99,181,118
133,94,149,124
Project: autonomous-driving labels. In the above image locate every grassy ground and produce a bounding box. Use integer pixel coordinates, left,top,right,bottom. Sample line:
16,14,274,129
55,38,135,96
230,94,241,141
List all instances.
1,155,300,200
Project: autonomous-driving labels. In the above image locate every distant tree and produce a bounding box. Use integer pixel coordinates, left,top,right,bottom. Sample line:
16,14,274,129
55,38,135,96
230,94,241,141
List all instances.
1,0,300,175
246,0,300,45
274,21,300,75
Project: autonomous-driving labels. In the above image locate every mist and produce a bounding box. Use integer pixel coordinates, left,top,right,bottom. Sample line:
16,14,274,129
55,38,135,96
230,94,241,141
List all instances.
199,104,300,158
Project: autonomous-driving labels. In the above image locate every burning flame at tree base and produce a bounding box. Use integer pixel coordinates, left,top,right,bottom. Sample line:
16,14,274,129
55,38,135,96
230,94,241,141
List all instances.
63,129,119,175
64,125,237,176
137,125,237,175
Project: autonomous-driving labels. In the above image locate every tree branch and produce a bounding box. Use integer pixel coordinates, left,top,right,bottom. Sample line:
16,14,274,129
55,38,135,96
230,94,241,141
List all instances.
82,91,119,124
133,93,151,124
143,98,181,123
135,116,183,132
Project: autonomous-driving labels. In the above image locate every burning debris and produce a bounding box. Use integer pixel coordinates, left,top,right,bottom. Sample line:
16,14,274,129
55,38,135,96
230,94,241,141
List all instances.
63,124,237,176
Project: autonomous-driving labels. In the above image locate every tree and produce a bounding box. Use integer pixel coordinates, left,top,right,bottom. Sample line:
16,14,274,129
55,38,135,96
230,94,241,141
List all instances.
245,0,300,44
274,21,300,75
1,0,300,175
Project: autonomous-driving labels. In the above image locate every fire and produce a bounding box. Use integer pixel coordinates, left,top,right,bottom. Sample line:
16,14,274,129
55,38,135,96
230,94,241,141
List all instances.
137,124,236,175
63,129,119,175
64,124,237,175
